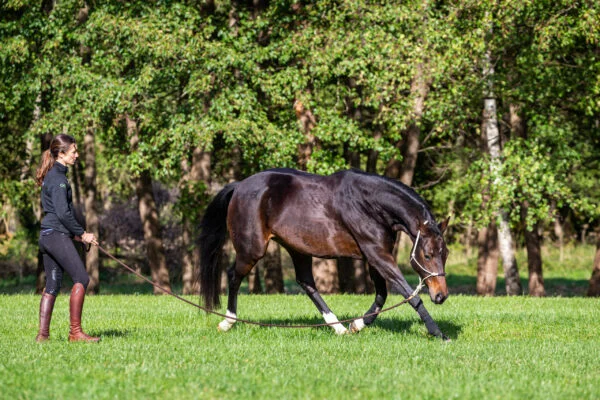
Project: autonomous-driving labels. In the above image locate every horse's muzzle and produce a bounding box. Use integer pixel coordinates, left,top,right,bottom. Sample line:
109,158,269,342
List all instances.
433,292,448,304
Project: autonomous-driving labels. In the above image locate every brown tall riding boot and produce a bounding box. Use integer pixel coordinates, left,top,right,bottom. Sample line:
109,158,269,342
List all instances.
68,283,100,343
36,291,56,342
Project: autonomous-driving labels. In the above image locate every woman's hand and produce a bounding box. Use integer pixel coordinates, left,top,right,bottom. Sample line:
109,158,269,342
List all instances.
81,232,98,246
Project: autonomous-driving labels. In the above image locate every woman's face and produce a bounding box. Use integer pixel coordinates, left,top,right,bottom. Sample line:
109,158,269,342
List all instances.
57,144,79,166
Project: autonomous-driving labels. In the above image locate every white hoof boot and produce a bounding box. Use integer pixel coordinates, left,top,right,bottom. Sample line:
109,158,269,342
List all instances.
323,312,348,335
217,310,237,332
349,318,366,333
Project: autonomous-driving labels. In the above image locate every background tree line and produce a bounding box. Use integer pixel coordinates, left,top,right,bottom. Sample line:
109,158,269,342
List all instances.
1,0,599,296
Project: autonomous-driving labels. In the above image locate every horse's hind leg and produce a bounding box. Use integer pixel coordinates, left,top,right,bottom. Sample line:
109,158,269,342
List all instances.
287,248,348,335
218,256,257,332
349,265,387,333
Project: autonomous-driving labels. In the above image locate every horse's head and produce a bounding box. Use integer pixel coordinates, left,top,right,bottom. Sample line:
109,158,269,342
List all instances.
410,216,450,304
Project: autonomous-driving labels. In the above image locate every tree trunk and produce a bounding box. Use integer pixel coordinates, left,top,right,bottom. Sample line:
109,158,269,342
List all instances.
476,222,499,295
384,0,430,183
262,240,284,294
366,131,382,173
181,146,210,295
510,104,544,297
248,265,262,293
587,231,600,296
135,171,171,294
127,115,171,294
554,214,565,262
181,219,200,295
384,39,431,275
483,16,521,296
344,142,361,169
294,100,318,171
83,124,100,294
465,221,474,259
313,258,339,294
354,260,374,294
337,258,355,293
523,220,544,296
483,101,522,295
337,258,373,294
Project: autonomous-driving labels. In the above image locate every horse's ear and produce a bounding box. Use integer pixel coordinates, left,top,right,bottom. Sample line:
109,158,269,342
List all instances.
438,216,450,234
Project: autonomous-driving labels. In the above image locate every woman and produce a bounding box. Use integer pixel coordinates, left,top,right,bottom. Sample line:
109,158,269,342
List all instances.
35,134,100,342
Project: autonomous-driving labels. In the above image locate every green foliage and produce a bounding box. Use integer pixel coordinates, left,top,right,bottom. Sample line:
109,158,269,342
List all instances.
1,0,599,275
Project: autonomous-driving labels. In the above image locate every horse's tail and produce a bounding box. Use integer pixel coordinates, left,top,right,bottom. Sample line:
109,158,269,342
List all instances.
199,182,239,310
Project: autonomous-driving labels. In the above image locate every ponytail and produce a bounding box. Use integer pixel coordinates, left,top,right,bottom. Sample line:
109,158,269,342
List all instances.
36,150,55,186
35,134,77,186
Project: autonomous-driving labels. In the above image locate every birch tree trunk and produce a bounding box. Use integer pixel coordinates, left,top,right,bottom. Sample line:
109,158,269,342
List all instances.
484,100,522,295
482,37,522,295
127,115,171,294
83,124,100,294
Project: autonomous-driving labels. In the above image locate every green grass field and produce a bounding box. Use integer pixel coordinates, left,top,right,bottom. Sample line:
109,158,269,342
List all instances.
1,243,599,399
1,293,599,399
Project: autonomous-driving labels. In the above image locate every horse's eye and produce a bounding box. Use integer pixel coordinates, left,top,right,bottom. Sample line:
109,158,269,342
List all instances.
424,254,432,261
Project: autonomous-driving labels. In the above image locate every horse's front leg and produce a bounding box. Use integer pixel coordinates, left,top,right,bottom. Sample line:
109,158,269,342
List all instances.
394,278,447,340
363,247,446,340
349,266,387,333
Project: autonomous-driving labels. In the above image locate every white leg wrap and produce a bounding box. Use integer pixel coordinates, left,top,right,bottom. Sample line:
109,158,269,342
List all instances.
349,318,366,333
218,310,237,332
323,312,348,335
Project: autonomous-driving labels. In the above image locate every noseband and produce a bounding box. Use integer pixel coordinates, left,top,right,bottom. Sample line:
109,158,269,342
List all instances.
410,230,446,282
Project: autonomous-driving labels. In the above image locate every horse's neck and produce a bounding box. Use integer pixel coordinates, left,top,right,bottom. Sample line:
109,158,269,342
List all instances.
378,184,429,238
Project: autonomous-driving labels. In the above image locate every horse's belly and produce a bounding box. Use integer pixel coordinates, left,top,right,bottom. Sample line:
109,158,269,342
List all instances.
272,219,362,259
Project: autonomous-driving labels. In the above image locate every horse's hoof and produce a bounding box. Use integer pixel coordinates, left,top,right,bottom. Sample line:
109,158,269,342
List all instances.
348,318,365,333
441,334,452,343
218,320,234,332
334,326,349,335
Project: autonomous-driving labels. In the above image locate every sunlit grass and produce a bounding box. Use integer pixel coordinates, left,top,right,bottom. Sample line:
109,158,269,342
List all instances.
1,294,599,399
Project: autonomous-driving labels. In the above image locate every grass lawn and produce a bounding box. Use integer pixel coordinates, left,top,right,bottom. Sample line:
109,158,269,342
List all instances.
1,293,599,399
1,243,598,399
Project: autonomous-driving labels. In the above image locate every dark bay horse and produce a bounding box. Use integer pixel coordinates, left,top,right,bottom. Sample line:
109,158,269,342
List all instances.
199,168,450,339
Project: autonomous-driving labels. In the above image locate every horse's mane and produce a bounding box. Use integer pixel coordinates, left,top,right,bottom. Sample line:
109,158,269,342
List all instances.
347,169,439,232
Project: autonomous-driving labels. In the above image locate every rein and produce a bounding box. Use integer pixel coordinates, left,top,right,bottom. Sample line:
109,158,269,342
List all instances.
91,242,428,329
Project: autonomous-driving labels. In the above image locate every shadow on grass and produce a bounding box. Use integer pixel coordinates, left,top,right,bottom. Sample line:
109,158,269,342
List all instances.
217,313,462,340
369,317,462,340
95,329,131,338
